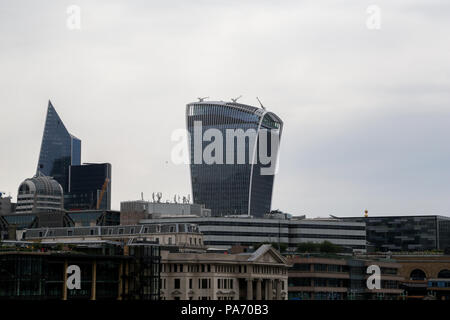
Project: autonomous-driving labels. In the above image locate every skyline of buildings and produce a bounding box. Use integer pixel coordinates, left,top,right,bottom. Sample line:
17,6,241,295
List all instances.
1,99,449,221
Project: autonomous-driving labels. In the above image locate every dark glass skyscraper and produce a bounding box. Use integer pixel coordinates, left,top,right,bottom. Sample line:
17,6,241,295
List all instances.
36,100,81,192
65,163,112,211
186,100,283,217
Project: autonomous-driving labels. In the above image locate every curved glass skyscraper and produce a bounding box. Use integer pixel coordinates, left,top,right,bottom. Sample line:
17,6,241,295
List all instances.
36,101,81,192
186,100,283,217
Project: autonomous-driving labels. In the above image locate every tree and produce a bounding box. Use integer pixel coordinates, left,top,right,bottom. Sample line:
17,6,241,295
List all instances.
297,242,319,253
319,241,341,254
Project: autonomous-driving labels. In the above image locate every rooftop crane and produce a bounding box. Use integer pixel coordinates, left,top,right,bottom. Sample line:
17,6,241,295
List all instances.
96,178,110,210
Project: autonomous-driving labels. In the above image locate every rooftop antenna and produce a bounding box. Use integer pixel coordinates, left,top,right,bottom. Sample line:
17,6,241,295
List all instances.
197,96,209,102
256,97,266,110
231,95,242,103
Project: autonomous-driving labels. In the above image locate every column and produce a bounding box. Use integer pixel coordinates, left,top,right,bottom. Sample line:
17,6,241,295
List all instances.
91,260,97,300
256,279,262,300
266,280,273,300
276,279,282,300
246,279,253,300
118,262,123,300
124,262,129,297
62,259,68,300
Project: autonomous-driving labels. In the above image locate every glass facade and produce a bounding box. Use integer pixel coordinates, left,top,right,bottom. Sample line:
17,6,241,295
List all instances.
36,101,81,192
65,163,112,210
186,101,283,217
343,215,450,251
0,244,160,300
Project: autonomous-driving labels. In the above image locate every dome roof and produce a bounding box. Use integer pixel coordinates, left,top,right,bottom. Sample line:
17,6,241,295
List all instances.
18,174,63,196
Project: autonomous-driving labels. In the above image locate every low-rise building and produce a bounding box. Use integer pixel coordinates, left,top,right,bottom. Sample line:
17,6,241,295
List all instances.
394,254,450,300
22,223,204,252
160,245,289,300
0,241,160,300
140,215,367,252
287,254,404,300
340,215,450,252
0,193,13,215
120,200,211,225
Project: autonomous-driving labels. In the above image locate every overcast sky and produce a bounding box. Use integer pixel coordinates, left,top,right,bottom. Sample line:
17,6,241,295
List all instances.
0,0,449,217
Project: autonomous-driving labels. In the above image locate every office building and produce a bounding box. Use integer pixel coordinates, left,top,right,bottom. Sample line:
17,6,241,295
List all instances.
139,215,367,252
0,241,160,300
186,100,283,217
287,254,403,300
0,193,13,215
65,163,112,211
160,244,289,300
120,200,210,225
36,100,81,192
15,174,64,214
340,215,450,252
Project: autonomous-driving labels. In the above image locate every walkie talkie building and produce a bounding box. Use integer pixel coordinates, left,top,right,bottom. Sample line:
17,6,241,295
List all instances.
186,100,283,217
36,101,81,192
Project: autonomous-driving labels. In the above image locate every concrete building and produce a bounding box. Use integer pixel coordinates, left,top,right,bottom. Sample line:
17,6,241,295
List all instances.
287,254,403,300
22,223,204,252
140,215,367,252
120,200,210,225
15,174,64,214
0,193,13,215
394,254,450,300
160,245,289,300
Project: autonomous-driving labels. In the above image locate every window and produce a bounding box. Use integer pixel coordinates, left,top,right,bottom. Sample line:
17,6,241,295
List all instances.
174,279,180,289
189,279,193,289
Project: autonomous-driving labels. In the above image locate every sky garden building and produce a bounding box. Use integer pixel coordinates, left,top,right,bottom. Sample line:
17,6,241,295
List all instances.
186,100,283,217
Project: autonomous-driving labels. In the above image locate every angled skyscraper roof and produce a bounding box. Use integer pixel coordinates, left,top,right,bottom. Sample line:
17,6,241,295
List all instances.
36,100,81,192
